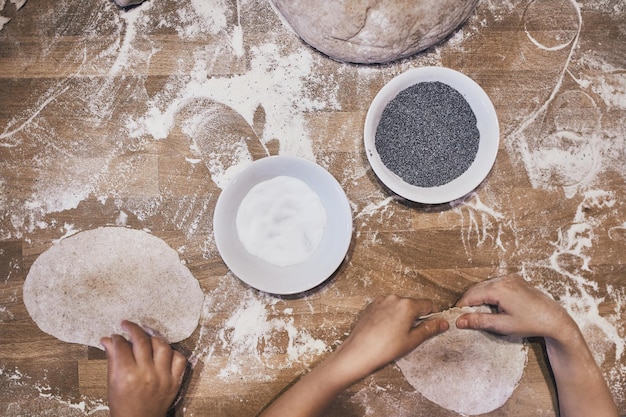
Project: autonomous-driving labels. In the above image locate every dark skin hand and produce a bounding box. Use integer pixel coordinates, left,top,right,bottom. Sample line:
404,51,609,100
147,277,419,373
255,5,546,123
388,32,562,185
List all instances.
101,320,187,417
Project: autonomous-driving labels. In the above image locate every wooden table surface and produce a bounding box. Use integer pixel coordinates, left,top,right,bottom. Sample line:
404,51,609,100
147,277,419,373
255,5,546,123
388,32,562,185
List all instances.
1,0,625,416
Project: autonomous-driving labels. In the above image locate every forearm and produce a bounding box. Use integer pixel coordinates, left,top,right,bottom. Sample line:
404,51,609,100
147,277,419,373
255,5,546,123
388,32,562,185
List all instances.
259,352,364,417
545,326,618,417
258,296,447,417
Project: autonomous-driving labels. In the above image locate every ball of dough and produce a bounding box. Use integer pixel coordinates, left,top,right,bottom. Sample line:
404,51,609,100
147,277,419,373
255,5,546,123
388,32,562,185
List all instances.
270,0,479,64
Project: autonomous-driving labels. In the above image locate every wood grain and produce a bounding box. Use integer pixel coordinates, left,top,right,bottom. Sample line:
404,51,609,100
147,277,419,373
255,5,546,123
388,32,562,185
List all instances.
1,0,625,416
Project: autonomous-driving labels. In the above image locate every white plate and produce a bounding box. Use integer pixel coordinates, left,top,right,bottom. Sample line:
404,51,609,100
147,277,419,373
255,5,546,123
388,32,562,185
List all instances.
364,66,500,204
213,156,353,295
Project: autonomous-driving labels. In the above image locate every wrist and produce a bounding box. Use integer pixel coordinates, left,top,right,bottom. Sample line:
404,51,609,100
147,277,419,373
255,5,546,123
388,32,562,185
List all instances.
544,318,588,363
541,308,579,344
318,348,374,394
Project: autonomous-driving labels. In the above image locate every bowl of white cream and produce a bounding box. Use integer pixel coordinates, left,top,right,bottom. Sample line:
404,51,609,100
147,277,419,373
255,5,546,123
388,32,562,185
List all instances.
213,156,353,295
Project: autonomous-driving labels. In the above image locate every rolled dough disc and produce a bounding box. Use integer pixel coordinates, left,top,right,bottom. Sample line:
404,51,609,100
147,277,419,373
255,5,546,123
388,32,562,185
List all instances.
269,0,479,64
397,306,528,415
23,227,205,348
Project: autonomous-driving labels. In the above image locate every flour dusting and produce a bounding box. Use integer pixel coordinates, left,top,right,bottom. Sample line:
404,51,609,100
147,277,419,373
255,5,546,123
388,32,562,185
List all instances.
128,41,339,185
1,0,626,415
0,366,109,416
190,282,328,382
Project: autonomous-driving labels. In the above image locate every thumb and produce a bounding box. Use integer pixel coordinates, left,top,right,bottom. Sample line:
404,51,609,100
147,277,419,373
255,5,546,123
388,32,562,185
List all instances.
456,312,504,333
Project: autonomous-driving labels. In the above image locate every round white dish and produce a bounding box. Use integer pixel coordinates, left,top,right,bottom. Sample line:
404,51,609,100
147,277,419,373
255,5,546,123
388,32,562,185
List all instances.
364,66,500,204
213,156,353,295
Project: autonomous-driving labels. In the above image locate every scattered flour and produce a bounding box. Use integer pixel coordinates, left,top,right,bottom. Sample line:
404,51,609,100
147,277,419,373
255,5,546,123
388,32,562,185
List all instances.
519,189,626,401
127,41,338,186
191,285,328,382
354,196,397,220
547,191,623,356
454,193,511,263
0,366,109,416
1,0,626,414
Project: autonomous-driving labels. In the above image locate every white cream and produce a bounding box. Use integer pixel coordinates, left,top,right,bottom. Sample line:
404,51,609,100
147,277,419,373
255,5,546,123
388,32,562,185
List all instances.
236,176,326,267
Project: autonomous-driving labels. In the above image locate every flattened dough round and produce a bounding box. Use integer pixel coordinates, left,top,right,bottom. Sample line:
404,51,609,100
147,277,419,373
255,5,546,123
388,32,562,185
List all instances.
270,0,479,64
397,306,528,415
23,227,204,348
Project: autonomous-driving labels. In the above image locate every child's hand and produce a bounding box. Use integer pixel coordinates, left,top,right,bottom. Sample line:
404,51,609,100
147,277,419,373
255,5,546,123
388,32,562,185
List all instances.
456,274,618,417
100,320,187,417
455,273,575,339
258,295,448,417
332,295,449,383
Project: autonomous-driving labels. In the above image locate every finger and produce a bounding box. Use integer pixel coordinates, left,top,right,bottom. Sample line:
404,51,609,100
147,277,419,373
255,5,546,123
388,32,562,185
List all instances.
171,351,187,386
122,320,154,365
456,312,508,334
411,317,448,346
103,333,137,373
100,336,114,369
151,336,174,374
100,336,112,352
365,294,390,312
456,281,500,308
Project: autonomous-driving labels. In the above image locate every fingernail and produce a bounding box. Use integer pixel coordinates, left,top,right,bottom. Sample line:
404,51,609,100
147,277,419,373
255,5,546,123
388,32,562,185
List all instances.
457,318,468,328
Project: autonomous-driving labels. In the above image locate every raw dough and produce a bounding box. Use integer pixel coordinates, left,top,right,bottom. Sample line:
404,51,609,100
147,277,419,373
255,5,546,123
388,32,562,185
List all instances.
236,176,327,267
23,227,204,348
269,0,479,64
397,306,528,415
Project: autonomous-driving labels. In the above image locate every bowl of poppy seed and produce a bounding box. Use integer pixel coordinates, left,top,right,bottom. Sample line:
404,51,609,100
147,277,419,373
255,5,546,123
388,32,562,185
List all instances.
364,66,499,204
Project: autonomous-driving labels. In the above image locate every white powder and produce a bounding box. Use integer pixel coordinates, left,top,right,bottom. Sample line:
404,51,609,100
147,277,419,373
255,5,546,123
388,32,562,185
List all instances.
236,176,327,267
545,190,624,359
517,189,626,400
128,41,336,174
354,196,396,220
194,286,328,381
483,2,626,400
452,193,510,265
586,59,626,110
505,0,626,198
2,0,626,413
0,366,109,416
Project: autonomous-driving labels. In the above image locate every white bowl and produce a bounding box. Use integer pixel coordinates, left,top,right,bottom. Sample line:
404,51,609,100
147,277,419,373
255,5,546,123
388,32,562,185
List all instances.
213,156,353,295
364,66,500,204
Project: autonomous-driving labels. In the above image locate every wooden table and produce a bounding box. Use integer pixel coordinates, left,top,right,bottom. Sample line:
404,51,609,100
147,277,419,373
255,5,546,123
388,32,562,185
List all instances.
1,0,625,416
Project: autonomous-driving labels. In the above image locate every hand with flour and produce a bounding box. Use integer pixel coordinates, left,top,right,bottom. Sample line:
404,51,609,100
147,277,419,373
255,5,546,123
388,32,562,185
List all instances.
101,320,187,417
259,295,449,417
456,273,618,417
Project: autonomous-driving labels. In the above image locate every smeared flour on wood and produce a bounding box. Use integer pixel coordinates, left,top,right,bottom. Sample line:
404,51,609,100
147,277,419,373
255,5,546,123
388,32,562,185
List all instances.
189,282,329,382
1,0,626,415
